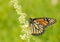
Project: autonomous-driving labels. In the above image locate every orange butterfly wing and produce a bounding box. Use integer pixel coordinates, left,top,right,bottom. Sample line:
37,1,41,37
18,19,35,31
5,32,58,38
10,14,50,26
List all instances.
34,19,49,26
29,18,56,36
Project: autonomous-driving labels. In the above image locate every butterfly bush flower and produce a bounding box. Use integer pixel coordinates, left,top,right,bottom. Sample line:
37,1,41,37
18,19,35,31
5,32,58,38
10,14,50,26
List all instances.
9,0,31,41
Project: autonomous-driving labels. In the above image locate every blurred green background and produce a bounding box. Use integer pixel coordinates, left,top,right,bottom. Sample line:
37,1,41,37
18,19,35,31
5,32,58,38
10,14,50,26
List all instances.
0,0,60,42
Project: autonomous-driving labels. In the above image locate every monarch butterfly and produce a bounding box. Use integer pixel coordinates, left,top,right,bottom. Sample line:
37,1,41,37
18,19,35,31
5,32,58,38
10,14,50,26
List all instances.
29,17,56,36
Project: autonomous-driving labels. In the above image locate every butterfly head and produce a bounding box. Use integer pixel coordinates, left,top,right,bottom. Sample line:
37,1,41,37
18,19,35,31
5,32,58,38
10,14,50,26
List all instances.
29,18,34,24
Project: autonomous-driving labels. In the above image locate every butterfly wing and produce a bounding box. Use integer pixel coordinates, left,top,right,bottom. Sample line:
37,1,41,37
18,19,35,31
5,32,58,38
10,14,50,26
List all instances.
30,22,45,36
29,18,56,36
33,18,56,28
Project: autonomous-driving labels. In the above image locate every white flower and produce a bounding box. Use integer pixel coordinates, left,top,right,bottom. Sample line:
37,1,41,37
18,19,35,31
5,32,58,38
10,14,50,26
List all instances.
20,34,26,40
18,16,26,24
24,21,29,28
9,0,31,41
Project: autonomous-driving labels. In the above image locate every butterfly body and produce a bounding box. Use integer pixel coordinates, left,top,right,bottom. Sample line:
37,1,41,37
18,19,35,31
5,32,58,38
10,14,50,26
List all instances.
29,17,56,36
